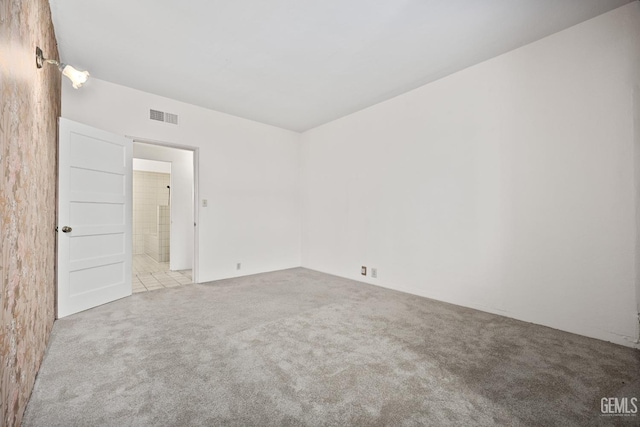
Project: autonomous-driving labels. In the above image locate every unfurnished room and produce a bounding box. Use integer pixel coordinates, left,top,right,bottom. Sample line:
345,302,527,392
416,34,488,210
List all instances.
1,0,639,426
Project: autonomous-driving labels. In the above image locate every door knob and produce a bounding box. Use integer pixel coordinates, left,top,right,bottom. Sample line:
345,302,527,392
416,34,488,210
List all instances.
61,226,72,233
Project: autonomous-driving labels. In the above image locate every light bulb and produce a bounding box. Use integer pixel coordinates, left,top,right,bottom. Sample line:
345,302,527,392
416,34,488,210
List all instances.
61,64,90,89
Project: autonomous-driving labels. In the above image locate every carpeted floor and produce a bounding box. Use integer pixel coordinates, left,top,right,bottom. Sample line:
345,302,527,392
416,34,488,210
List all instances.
24,268,639,426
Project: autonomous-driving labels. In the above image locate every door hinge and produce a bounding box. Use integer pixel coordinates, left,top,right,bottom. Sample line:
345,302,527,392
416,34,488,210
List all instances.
55,226,58,232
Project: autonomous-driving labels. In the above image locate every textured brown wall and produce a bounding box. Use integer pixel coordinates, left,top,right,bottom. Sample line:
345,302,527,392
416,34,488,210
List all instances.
0,0,61,425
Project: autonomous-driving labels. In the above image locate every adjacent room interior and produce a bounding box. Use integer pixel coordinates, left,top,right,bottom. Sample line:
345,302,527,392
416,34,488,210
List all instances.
131,145,195,293
2,0,639,425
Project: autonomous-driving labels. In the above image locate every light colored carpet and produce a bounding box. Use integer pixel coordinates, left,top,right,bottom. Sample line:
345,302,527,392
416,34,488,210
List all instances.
24,268,639,426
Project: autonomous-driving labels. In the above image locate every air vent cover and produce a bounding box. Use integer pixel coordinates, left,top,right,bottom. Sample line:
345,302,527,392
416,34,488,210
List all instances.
150,109,164,121
149,109,178,125
165,112,179,125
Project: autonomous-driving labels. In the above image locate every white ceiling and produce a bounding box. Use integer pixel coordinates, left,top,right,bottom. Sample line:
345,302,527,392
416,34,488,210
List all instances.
49,0,632,132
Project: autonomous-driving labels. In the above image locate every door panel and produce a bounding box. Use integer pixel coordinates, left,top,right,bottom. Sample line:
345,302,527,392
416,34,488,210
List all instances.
57,118,132,318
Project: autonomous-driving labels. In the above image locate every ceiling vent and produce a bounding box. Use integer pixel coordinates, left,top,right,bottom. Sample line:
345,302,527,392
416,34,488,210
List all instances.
150,109,178,125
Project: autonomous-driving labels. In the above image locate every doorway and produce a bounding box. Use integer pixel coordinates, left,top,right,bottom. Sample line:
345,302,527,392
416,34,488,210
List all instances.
131,159,192,292
131,140,198,292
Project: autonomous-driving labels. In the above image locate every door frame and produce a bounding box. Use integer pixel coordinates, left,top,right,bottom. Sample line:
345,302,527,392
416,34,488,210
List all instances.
128,136,200,284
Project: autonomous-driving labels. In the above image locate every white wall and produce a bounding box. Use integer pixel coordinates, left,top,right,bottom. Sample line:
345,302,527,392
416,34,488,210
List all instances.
133,144,193,271
62,78,301,282
301,3,640,348
133,158,171,174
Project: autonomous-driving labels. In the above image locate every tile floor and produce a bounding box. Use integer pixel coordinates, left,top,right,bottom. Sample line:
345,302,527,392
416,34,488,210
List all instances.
133,254,193,293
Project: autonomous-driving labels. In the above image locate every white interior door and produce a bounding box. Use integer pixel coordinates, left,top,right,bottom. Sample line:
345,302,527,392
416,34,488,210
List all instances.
57,118,132,318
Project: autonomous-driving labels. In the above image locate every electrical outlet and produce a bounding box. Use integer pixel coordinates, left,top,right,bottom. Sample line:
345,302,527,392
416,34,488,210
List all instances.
202,199,208,207
371,268,377,278
361,266,367,276
236,263,241,270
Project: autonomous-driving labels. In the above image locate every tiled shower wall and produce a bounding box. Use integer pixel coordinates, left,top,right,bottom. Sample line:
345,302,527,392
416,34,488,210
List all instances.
0,0,61,425
133,171,171,255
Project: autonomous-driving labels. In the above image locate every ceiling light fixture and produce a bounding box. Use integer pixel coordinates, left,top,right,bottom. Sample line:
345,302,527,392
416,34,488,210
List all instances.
36,47,89,89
